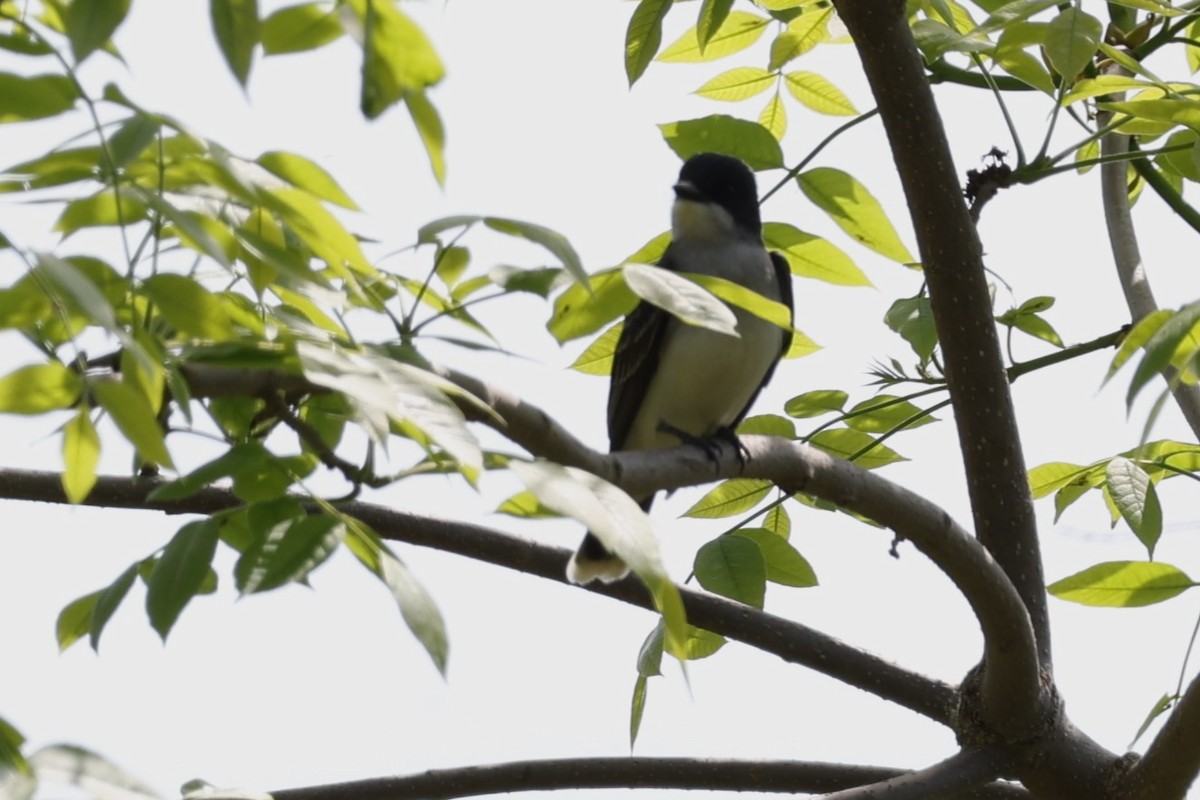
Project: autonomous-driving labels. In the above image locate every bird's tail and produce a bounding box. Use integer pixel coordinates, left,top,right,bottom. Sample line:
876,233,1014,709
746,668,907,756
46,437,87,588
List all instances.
566,494,656,584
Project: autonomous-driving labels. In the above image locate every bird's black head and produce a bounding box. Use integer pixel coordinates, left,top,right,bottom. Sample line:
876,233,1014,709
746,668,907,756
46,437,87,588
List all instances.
674,153,761,236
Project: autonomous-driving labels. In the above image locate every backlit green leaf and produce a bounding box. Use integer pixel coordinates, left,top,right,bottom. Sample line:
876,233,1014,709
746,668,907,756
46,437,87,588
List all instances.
406,89,446,185
89,564,138,651
548,268,637,343
695,67,775,101
484,217,586,287
62,408,99,504
626,0,673,84
0,363,81,414
65,0,131,64
1043,7,1101,82
769,7,831,70
734,528,816,587
570,322,622,376
1027,461,1088,499
143,275,236,340
798,167,914,263
257,151,358,209
660,115,784,170
89,377,174,468
697,0,735,50
884,296,937,360
355,0,444,118
1106,457,1163,558
763,222,869,286
685,478,773,518
262,2,343,54
809,428,905,469
56,591,99,652
784,71,857,115
0,73,76,123
658,10,768,63
758,92,787,140
1048,561,1193,607
845,395,937,433
211,0,260,86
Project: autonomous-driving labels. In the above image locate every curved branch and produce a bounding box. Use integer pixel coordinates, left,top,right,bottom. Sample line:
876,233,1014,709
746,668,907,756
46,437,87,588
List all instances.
819,747,1011,800
1120,670,1200,800
1099,122,1200,440
830,0,1052,694
0,468,957,724
267,756,1031,800
176,362,1037,726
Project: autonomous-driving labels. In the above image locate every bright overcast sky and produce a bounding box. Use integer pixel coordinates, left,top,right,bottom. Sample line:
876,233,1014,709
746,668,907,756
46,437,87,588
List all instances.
3,1,1200,798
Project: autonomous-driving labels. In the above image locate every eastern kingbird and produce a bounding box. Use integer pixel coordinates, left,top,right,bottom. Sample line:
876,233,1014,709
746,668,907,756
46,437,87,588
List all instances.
567,153,794,584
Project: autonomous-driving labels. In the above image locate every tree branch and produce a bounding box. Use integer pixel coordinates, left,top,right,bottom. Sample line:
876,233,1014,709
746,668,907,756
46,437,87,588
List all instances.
1099,120,1200,440
175,361,1039,727
804,0,1053,737
818,747,1011,800
0,468,957,724
1120,670,1200,799
266,756,1031,800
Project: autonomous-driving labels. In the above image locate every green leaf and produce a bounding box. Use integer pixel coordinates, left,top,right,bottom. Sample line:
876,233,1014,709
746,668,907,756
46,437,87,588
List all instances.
764,504,791,539
54,189,148,234
378,548,449,674
769,7,831,70
798,168,914,263
108,114,161,169
809,428,906,469
1043,7,1101,82
785,388,847,418
262,186,373,277
511,460,687,654
658,11,769,63
758,92,787,140
256,150,358,209
0,717,29,779
146,518,221,639
406,89,446,185
1027,461,1088,499
89,563,138,651
623,262,738,336
64,0,131,64
694,535,766,607
62,408,99,503
355,0,445,118
630,674,649,748
1099,97,1200,135
484,217,586,287
734,529,816,587
1125,302,1200,408
143,275,236,340
626,0,673,84
784,71,857,116
697,0,735,50
210,0,260,86
912,18,994,60
695,67,775,101
660,115,784,170
1130,694,1176,748
238,514,343,594
547,268,637,343
89,377,174,468
737,414,795,437
0,73,77,123
994,22,1054,93
1048,561,1193,607
0,363,81,414
1011,313,1063,347
495,490,561,518
1105,457,1163,558
763,222,870,286
684,478,773,518
884,296,938,360
973,0,1059,34
56,590,99,651
845,395,937,433
683,271,793,331
569,322,622,376
262,2,343,54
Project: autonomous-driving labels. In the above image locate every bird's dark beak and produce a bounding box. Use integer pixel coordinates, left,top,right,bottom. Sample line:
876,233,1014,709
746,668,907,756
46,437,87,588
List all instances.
673,180,706,203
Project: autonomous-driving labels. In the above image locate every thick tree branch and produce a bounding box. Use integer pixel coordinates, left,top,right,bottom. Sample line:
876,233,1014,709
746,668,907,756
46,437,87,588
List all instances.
819,748,1010,800
1099,122,1200,441
0,468,956,724
268,756,1031,800
1120,670,1200,799
176,362,1039,727
830,0,1051,734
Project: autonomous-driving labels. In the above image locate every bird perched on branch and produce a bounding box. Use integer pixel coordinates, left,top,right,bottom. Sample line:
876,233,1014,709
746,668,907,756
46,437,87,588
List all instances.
568,153,794,584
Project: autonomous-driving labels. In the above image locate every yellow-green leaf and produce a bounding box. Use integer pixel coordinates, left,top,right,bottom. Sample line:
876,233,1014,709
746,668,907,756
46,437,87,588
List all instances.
256,150,358,209
658,11,769,63
62,408,100,504
684,478,773,518
90,377,174,468
769,7,831,70
0,363,81,414
763,221,870,286
1048,561,1193,607
570,322,622,376
797,167,914,263
1043,7,1101,82
626,0,673,84
695,67,775,101
784,71,857,116
143,274,236,340
758,92,787,140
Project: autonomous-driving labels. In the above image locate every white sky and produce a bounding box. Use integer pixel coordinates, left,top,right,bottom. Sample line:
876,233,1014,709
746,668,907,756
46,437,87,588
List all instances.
3,1,1200,798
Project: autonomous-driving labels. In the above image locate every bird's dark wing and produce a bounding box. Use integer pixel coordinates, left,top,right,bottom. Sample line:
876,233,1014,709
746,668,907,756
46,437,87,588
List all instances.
607,298,671,451
728,250,795,428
